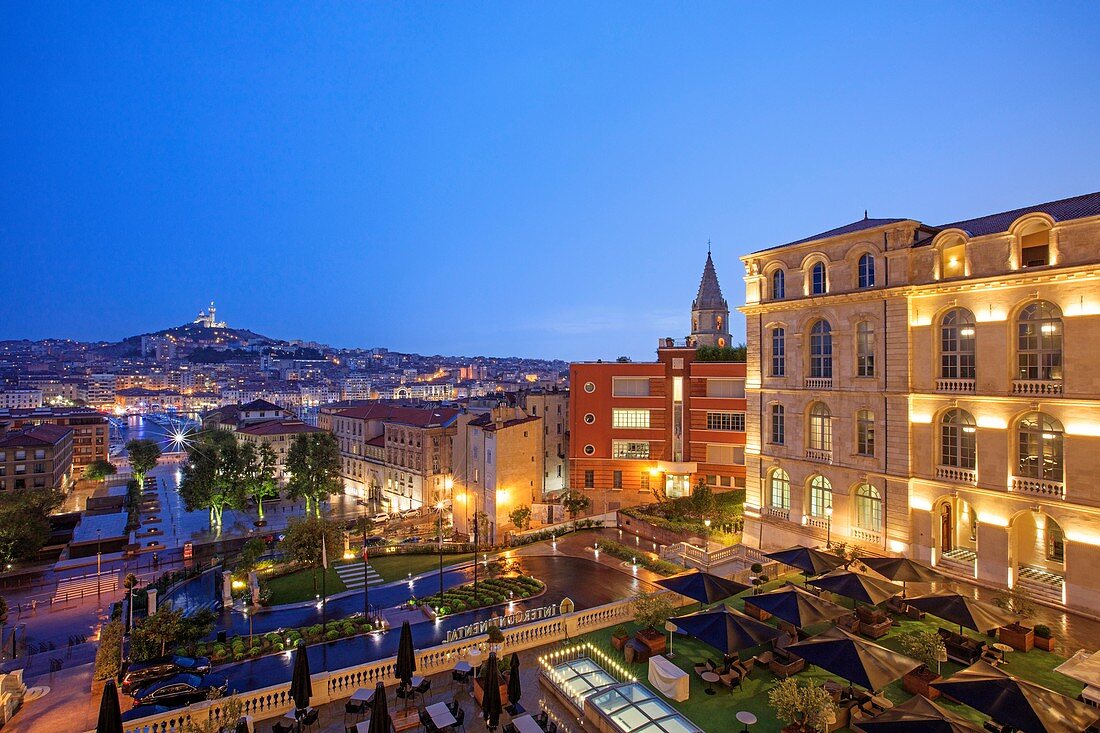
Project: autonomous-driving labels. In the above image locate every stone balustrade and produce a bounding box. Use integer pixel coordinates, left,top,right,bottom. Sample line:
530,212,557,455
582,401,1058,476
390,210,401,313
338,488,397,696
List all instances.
935,378,975,393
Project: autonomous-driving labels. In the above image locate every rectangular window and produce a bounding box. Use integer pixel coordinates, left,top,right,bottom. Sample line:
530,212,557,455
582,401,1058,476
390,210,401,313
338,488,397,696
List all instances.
612,408,650,429
706,412,745,432
639,473,650,492
771,404,785,445
771,328,786,377
612,470,622,489
611,441,650,459
705,379,745,398
857,322,875,377
856,410,875,456
612,377,651,397
705,444,744,465
583,470,594,488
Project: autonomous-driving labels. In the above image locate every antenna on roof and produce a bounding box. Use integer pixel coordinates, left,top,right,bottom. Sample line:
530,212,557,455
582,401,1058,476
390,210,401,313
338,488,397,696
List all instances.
864,210,869,220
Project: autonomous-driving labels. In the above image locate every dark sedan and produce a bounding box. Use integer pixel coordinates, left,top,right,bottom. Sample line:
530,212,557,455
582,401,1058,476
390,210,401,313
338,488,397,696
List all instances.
122,654,212,695
131,673,228,708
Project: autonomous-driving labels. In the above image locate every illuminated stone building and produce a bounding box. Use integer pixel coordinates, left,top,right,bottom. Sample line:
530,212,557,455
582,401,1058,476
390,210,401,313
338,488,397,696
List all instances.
739,191,1100,614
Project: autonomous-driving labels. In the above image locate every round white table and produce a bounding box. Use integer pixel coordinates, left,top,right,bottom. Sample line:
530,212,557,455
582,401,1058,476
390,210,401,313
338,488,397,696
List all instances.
736,711,757,733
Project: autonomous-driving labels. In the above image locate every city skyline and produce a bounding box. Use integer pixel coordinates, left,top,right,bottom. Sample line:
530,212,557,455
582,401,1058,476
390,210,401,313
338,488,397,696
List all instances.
4,4,1100,360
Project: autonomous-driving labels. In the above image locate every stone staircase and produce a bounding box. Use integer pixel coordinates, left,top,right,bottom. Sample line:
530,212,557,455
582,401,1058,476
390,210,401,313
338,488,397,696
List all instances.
937,548,977,578
1017,564,1065,605
333,561,382,590
52,572,118,603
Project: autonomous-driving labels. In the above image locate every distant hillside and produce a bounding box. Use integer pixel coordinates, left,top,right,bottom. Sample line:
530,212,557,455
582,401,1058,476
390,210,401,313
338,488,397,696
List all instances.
95,322,283,357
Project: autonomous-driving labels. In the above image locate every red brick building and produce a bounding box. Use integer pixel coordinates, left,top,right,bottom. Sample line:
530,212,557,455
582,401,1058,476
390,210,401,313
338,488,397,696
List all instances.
0,423,75,492
0,406,108,478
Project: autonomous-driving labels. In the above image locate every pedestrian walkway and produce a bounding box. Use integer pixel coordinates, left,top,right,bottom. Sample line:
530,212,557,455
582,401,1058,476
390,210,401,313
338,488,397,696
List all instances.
333,560,382,590
51,572,118,604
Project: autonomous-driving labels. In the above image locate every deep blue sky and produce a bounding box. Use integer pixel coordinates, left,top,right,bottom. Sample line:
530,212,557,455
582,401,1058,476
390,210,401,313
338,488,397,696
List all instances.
3,4,1099,361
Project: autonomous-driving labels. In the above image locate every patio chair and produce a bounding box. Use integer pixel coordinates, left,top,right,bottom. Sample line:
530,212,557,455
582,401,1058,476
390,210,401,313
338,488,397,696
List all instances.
300,708,319,733
736,657,755,679
718,666,743,691
547,723,557,733
836,612,860,634
534,712,548,729
447,698,461,715
272,723,295,733
502,724,517,733
979,648,1003,667
419,708,438,733
693,660,716,679
453,706,466,732
452,668,472,686
416,678,432,695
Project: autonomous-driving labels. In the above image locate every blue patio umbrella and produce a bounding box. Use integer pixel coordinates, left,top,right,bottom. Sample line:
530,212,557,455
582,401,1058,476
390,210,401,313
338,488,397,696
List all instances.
764,546,845,576
809,569,903,606
672,603,783,656
905,591,1014,634
787,626,919,692
655,571,752,606
290,641,312,713
851,694,985,733
748,584,848,628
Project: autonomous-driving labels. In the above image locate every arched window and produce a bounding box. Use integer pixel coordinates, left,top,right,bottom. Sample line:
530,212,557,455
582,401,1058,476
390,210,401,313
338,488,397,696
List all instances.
771,327,786,377
1017,301,1063,381
808,403,832,452
769,469,791,510
771,270,786,300
940,308,976,380
940,236,966,279
715,315,723,330
810,320,833,378
857,253,875,289
856,409,875,456
809,475,832,517
940,409,976,469
1019,221,1052,268
770,403,785,444
1017,412,1064,482
856,321,875,377
855,484,883,532
1047,517,1065,563
811,262,827,295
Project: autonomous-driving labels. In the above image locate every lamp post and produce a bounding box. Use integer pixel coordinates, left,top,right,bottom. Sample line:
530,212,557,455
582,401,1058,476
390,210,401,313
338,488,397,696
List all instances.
825,505,833,548
436,500,445,601
96,528,103,607
703,519,712,572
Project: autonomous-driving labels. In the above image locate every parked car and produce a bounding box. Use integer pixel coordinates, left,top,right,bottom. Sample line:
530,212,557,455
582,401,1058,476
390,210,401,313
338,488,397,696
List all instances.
121,655,212,695
401,536,421,544
364,536,386,547
131,673,228,708
122,705,169,722
370,512,389,523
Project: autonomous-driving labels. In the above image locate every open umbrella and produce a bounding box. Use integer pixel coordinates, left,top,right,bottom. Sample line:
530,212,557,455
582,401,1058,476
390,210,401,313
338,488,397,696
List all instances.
931,661,1100,733
764,546,845,576
96,679,123,733
787,626,920,692
851,693,985,733
507,653,522,712
482,652,504,729
655,571,751,605
748,585,849,628
367,681,391,733
905,591,1014,634
857,557,940,597
290,642,312,714
673,604,783,656
809,570,903,606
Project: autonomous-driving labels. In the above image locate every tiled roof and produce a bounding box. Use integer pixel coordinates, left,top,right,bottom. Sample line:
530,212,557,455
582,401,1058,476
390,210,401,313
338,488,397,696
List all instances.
468,413,540,432
0,424,72,447
328,404,459,428
758,217,909,252
239,399,285,412
236,420,323,436
920,190,1100,242
692,252,727,310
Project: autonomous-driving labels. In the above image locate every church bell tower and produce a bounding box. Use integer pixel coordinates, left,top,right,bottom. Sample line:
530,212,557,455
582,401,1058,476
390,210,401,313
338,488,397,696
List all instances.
691,248,730,348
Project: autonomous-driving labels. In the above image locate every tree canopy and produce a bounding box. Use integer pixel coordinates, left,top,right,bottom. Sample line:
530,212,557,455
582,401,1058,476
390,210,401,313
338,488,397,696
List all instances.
240,441,279,520
0,489,63,566
126,439,162,484
84,459,117,482
285,432,341,516
280,515,343,570
178,430,247,526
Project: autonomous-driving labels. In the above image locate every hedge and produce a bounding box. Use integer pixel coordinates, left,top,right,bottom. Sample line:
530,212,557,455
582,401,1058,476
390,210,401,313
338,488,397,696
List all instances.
418,575,545,616
594,540,682,575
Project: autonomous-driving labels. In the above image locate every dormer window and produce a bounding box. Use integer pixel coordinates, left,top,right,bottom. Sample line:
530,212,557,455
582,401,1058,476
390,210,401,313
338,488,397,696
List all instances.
1019,221,1052,268
941,239,966,279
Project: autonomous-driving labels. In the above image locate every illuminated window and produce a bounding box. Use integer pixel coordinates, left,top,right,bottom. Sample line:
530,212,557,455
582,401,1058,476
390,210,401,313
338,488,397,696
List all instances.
706,412,745,431
770,404,785,445
940,409,976,469
1017,412,1063,482
1020,224,1051,268
940,239,966,279
611,441,650,459
1048,519,1065,562
940,308,976,379
1017,301,1062,381
772,269,786,299
809,320,833,378
611,409,650,429
857,253,875,288
809,475,832,517
855,484,882,532
856,409,875,456
856,322,875,377
771,327,786,377
810,262,827,295
769,469,790,510
808,403,832,452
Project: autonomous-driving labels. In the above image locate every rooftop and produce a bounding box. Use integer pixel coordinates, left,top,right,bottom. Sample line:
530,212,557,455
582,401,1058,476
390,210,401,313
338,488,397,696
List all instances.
236,420,324,436
0,423,72,447
327,403,460,428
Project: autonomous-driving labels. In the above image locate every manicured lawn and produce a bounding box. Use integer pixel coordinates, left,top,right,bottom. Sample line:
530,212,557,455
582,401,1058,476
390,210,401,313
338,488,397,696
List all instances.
264,566,347,605
563,573,1080,733
368,552,474,583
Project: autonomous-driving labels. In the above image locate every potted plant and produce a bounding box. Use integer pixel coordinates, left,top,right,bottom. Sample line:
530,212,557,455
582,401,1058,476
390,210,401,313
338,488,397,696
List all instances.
473,653,510,707
486,625,506,654
769,677,838,732
994,586,1036,651
631,592,674,655
611,624,630,651
1033,624,1056,652
898,631,947,699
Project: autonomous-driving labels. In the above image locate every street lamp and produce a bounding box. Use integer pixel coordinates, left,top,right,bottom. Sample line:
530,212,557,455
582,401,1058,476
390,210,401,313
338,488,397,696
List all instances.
436,500,445,602
96,528,103,607
825,505,833,548
703,519,712,572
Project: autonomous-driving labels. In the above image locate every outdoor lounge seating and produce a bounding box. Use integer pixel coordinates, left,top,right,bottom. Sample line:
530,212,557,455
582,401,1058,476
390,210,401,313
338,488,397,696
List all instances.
718,666,744,690
836,612,860,634
856,606,892,639
937,628,986,664
768,650,805,677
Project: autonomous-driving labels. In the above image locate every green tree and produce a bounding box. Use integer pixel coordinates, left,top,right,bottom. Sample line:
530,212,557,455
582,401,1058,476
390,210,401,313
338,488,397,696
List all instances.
178,430,247,526
242,442,280,520
0,489,63,566
631,591,676,631
561,490,591,529
508,505,532,530
84,459,117,482
285,432,342,517
131,608,214,660
237,538,265,572
126,439,162,486
690,481,717,519
280,516,343,593
93,619,124,680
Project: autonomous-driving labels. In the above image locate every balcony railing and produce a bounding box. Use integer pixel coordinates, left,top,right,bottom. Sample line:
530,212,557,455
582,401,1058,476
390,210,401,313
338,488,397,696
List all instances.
805,448,832,463
804,378,832,390
766,506,791,521
1011,476,1066,499
806,516,828,530
936,465,977,484
936,378,975,393
1012,379,1063,396
851,528,882,544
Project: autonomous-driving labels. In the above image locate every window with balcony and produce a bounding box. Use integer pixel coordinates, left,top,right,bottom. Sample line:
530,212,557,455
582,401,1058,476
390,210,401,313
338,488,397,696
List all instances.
770,404,785,445
771,269,785,300
1017,301,1063,382
769,469,790,510
855,484,883,533
856,409,875,456
1017,412,1063,483
809,320,833,379
611,440,650,459
940,408,976,470
810,262,827,295
856,322,875,377
611,409,650,429
808,403,832,452
809,475,832,517
940,308,976,383
706,411,745,431
771,327,786,377
857,253,875,289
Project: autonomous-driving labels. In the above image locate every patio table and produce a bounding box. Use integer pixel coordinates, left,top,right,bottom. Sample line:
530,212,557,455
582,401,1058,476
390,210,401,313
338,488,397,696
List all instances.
426,701,458,729
512,714,544,733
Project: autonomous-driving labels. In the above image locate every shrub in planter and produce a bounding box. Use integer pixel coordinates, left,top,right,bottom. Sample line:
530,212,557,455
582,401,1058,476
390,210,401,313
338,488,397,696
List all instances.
898,631,946,699
1033,624,1056,651
93,620,124,681
769,677,838,732
611,624,630,651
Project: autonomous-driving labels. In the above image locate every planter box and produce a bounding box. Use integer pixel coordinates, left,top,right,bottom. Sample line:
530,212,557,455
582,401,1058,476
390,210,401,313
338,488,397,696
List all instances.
1034,635,1056,652
901,668,942,700
999,624,1034,652
743,602,772,622
611,634,629,651
473,677,510,707
634,629,666,656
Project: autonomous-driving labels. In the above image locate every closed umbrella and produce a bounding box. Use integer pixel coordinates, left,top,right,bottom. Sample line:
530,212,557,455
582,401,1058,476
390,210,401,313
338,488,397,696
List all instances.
851,693,984,733
395,620,416,706
290,642,312,714
906,591,1014,634
96,679,123,733
787,626,920,692
482,652,504,729
507,653,522,713
858,557,940,597
931,661,1100,733
749,585,849,629
655,571,751,605
764,546,845,576
672,604,783,656
809,570,903,606
367,681,391,733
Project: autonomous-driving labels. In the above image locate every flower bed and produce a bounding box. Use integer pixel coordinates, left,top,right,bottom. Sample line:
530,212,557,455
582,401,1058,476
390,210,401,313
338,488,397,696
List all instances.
594,540,682,575
186,615,376,666
418,575,544,616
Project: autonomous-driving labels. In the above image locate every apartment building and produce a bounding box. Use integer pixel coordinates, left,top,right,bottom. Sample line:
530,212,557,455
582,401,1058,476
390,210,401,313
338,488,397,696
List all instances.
202,399,296,432
520,388,569,496
739,191,1100,614
0,389,43,409
0,406,109,477
569,253,748,514
0,424,74,492
235,420,325,483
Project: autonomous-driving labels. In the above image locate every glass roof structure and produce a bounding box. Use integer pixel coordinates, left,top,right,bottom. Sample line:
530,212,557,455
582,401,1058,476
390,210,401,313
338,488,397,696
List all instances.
547,656,619,706
589,683,704,733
